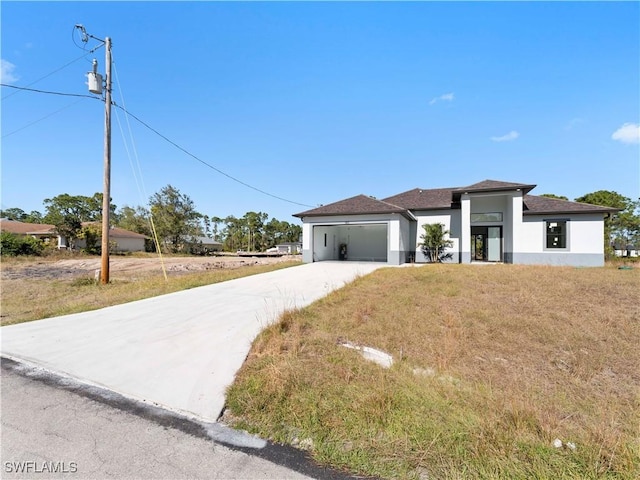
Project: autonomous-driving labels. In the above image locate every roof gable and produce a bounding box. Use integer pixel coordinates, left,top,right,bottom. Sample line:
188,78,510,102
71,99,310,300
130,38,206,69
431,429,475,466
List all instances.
294,194,408,217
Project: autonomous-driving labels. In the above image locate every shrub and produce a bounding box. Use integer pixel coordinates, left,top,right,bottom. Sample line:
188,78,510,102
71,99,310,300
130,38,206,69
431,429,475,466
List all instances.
0,232,44,256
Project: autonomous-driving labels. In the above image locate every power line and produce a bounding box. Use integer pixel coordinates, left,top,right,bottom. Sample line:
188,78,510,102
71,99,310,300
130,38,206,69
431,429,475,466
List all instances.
2,98,85,139
1,47,101,100
111,102,315,208
0,83,100,100
1,82,314,209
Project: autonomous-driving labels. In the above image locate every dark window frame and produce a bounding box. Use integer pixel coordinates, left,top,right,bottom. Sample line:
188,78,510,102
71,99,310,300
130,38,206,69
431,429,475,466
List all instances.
545,219,568,250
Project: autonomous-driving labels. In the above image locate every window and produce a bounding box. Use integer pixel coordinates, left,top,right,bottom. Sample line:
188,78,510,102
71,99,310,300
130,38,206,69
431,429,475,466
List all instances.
471,212,503,223
546,220,567,249
324,233,327,247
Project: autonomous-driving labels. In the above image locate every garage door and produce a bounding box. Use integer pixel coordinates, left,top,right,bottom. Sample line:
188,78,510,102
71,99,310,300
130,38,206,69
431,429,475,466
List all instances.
313,224,387,262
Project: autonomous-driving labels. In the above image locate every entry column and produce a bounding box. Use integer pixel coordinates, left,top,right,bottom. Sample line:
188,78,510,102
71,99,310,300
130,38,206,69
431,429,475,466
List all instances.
460,195,471,263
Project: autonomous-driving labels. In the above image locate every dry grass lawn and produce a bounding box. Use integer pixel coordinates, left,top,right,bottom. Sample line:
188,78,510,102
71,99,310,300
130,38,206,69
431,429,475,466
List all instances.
0,255,301,325
226,264,640,479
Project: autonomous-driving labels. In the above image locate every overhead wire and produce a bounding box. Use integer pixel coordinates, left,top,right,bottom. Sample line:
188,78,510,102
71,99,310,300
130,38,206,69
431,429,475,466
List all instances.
1,46,102,100
2,98,85,139
112,58,168,280
0,83,100,100
1,83,315,209
111,103,315,208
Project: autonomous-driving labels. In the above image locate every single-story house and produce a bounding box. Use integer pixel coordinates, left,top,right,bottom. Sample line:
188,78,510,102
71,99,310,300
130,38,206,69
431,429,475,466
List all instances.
612,242,640,258
0,219,61,247
293,180,619,267
182,235,223,254
275,242,302,254
0,219,147,253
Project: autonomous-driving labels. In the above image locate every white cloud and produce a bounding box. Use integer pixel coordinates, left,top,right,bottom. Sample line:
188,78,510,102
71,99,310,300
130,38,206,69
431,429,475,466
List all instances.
429,92,455,105
0,59,19,83
611,123,640,144
490,130,520,142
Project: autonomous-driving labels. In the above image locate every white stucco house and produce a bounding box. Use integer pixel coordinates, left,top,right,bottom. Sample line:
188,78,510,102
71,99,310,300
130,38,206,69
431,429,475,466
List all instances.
293,180,618,267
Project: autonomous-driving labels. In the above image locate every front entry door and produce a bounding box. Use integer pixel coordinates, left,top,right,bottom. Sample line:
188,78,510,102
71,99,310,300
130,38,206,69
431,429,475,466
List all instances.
471,226,502,262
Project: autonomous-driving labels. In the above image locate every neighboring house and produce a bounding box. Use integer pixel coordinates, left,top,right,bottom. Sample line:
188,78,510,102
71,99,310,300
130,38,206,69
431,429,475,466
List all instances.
275,242,302,254
0,219,147,253
613,242,640,258
182,235,223,254
293,180,619,267
0,219,63,248
76,223,147,253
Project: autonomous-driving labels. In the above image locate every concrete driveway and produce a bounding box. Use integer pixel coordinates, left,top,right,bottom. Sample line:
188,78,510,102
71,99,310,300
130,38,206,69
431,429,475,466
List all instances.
1,262,384,422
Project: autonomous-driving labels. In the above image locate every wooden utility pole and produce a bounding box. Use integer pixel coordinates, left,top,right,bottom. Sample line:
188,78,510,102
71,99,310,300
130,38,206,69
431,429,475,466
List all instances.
100,37,112,284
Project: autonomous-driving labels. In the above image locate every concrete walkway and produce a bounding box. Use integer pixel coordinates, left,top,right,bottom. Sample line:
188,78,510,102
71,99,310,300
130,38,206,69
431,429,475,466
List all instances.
1,262,384,422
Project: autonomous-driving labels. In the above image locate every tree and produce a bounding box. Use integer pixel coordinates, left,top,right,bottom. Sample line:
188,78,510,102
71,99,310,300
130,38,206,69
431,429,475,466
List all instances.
575,190,640,258
148,185,202,253
116,205,152,237
419,223,453,263
540,193,569,201
43,193,115,224
1,208,27,221
43,193,115,250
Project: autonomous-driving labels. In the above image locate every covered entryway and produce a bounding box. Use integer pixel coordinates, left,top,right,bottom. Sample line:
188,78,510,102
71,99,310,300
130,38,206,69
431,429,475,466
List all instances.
471,226,502,262
312,223,388,262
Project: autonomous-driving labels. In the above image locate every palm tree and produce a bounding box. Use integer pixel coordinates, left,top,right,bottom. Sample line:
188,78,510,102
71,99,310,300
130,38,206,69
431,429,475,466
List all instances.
419,223,453,263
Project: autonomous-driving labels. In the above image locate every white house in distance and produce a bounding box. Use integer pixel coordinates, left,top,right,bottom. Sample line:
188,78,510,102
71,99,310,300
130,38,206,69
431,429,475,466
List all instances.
293,180,618,267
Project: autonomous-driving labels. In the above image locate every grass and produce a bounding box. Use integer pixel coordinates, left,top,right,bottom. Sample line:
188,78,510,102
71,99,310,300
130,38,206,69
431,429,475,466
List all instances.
225,264,640,479
0,257,301,326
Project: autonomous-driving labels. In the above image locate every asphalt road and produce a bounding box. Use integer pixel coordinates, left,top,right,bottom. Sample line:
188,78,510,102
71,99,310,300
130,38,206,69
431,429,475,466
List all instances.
0,359,358,480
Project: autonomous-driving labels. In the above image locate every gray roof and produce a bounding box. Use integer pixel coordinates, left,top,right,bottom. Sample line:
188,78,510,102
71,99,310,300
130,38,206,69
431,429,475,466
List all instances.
294,180,621,218
523,195,619,215
294,194,409,218
382,187,456,211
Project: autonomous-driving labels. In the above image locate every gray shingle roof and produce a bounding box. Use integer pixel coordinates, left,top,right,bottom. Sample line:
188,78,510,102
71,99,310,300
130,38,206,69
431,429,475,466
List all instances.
457,179,537,192
294,181,620,218
382,187,456,210
294,194,408,218
523,195,620,215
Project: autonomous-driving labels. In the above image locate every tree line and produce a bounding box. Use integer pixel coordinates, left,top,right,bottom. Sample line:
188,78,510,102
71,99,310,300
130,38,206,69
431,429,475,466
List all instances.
1,185,302,255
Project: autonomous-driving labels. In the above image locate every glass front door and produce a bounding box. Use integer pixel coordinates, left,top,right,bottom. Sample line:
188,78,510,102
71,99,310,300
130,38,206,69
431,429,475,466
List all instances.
471,226,502,262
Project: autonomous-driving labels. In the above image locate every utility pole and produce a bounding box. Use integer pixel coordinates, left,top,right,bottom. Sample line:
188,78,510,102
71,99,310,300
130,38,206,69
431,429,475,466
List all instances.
100,37,112,284
78,25,112,284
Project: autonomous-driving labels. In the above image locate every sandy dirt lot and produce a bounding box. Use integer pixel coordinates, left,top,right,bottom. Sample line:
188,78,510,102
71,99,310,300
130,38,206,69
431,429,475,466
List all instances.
0,255,301,281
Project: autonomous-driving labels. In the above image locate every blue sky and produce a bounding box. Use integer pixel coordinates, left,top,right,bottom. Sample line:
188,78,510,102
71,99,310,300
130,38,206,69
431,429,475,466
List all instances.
2,1,639,223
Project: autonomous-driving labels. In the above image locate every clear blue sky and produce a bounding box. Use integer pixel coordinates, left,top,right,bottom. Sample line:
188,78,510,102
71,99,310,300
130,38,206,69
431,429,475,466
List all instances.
2,1,639,223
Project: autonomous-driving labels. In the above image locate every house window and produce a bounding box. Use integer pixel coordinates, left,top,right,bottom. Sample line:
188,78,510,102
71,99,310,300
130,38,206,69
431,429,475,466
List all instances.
546,220,567,249
324,233,327,247
471,212,503,223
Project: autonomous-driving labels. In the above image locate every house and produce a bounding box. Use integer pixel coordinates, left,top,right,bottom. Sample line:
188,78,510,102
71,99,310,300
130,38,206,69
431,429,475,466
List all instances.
293,180,618,267
275,242,302,254
612,242,640,258
0,219,147,253
182,235,223,254
0,219,62,247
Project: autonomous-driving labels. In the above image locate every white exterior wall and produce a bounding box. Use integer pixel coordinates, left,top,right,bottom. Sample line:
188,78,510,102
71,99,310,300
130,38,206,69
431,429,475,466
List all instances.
413,210,458,263
75,237,145,252
517,214,605,266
